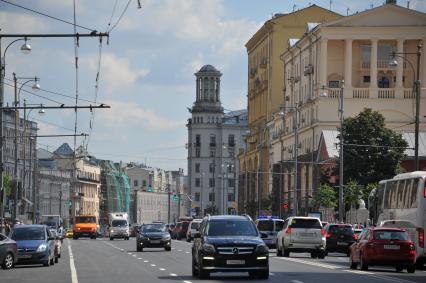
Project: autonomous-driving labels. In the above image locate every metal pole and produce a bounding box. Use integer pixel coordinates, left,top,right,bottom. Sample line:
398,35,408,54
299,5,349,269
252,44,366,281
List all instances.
167,184,171,223
200,173,203,217
23,100,26,220
294,105,298,216
339,83,345,223
13,73,19,222
0,37,4,227
29,138,34,224
414,44,421,171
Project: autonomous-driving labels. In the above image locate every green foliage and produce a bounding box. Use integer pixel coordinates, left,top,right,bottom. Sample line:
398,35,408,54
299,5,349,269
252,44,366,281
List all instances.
340,108,407,186
245,200,258,218
3,175,11,197
344,180,363,211
313,184,337,208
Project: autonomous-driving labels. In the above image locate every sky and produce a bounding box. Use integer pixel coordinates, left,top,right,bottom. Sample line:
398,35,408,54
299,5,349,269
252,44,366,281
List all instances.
0,0,425,172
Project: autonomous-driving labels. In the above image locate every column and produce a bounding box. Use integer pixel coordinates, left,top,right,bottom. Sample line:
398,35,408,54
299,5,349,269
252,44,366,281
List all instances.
216,78,220,102
370,39,378,88
344,39,353,98
319,39,328,87
196,78,200,101
396,39,404,88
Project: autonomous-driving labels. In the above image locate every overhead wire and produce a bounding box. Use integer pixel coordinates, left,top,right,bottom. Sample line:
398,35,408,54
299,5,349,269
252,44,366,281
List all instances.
108,0,132,32
0,0,96,32
3,81,63,104
72,0,80,153
106,0,119,32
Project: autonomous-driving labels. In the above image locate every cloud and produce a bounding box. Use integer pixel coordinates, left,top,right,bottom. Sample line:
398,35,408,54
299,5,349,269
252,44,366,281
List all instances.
90,53,150,95
96,100,183,130
0,12,48,33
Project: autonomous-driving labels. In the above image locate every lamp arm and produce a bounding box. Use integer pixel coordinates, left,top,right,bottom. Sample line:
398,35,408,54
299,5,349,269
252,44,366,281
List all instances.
392,54,416,79
3,38,26,59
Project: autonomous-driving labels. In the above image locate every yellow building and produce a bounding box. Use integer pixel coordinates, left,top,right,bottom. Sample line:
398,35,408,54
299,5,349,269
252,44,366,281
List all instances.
239,5,341,216
269,3,426,218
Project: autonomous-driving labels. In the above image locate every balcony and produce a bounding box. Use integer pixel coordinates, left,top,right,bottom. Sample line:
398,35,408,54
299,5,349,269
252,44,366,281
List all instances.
378,88,395,99
352,88,370,99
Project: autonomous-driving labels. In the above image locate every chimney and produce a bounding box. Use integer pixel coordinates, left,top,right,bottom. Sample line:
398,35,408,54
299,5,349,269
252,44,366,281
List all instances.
386,0,397,4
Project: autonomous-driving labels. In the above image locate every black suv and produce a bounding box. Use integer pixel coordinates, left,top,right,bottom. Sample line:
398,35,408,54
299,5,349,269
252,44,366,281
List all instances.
136,223,171,252
192,215,269,279
325,224,355,255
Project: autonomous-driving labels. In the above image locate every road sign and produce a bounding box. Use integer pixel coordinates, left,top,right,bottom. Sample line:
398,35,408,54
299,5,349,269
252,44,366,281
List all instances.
191,208,196,214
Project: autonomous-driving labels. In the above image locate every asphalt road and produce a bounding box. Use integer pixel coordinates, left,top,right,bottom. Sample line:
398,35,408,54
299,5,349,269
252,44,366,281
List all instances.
1,238,425,283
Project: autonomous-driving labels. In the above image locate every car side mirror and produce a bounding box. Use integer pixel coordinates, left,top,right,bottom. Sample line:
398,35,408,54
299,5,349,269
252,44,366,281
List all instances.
193,232,201,239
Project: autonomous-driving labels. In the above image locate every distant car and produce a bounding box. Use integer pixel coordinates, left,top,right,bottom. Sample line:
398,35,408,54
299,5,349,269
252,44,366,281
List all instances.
0,233,17,269
350,228,416,273
49,229,62,263
11,225,56,267
169,223,176,238
174,222,190,240
192,215,269,279
136,223,171,252
255,217,285,249
130,225,141,237
276,217,326,258
65,229,74,238
186,219,202,242
325,224,356,256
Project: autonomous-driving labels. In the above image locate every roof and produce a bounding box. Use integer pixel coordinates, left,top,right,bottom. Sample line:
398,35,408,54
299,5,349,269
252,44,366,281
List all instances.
198,64,219,73
307,22,320,32
222,109,248,125
54,143,74,156
322,130,339,159
288,38,300,48
37,148,54,159
207,215,251,220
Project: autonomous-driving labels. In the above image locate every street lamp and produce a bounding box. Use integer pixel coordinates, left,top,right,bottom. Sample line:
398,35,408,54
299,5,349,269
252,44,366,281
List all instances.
389,45,422,171
0,37,32,227
12,74,40,222
221,162,234,215
320,80,345,223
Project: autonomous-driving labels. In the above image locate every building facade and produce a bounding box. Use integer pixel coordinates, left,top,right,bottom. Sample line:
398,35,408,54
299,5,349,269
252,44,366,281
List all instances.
268,3,426,218
187,65,248,217
239,5,341,217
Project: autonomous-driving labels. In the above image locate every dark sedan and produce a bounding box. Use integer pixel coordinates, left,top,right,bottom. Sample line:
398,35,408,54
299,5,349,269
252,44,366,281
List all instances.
0,233,17,269
325,224,356,255
136,223,171,252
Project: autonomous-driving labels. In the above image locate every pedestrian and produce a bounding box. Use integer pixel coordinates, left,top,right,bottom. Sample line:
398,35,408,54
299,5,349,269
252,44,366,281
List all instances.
5,220,11,236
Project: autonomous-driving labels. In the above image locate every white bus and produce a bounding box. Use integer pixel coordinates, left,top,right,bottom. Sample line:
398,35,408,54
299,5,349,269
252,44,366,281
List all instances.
369,171,425,266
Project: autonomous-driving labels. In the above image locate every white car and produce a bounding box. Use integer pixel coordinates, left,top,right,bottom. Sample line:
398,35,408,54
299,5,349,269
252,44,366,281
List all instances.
186,219,202,242
276,216,326,258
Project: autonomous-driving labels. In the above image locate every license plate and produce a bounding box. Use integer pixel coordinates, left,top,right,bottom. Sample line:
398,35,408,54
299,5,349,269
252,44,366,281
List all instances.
18,254,32,259
337,242,347,246
150,240,160,244
300,233,314,238
384,245,400,250
226,260,245,265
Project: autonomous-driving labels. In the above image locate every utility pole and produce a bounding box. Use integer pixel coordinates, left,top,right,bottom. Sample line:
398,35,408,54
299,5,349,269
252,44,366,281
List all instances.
414,44,421,171
167,184,171,223
13,73,19,221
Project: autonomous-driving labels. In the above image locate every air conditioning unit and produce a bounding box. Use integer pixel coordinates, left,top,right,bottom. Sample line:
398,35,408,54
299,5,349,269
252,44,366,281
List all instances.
304,64,314,76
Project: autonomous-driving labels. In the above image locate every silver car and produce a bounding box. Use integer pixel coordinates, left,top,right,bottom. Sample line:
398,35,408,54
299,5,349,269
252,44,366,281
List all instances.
276,217,326,258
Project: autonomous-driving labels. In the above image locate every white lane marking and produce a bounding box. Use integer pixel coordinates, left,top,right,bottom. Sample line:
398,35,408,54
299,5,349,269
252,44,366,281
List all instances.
132,255,137,257
178,249,183,252
159,268,166,271
144,260,149,263
127,252,132,255
183,281,192,283
291,280,304,283
185,251,190,254
269,272,275,276
120,249,124,251
277,257,339,270
151,264,157,267
137,258,142,260
344,270,416,283
68,240,79,283
170,273,178,277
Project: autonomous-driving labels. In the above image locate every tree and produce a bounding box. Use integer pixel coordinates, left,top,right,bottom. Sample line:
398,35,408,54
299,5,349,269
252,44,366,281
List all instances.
245,200,257,218
344,180,363,212
312,184,337,208
340,108,407,186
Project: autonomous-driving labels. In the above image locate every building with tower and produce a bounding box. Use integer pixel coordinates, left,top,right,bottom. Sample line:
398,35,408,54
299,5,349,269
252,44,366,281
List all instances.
187,65,248,217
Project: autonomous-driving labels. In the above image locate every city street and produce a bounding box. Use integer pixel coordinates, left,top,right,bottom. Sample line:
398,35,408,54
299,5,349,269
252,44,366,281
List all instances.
1,238,425,283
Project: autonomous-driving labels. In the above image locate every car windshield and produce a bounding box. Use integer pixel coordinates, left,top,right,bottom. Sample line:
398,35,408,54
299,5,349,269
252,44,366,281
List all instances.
373,230,408,241
12,227,45,240
142,224,166,232
207,220,258,237
290,219,322,229
191,222,200,230
329,225,354,235
75,217,96,223
257,220,274,231
275,221,284,231
112,220,128,227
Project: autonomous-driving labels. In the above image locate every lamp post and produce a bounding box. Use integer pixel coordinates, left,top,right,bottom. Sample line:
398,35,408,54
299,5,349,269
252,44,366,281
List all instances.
320,81,345,223
0,37,32,226
221,162,234,215
12,73,40,222
389,45,422,171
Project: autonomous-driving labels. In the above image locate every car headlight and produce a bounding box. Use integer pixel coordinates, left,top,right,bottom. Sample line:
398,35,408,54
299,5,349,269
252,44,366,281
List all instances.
163,235,171,240
37,243,47,252
202,243,215,253
255,244,269,254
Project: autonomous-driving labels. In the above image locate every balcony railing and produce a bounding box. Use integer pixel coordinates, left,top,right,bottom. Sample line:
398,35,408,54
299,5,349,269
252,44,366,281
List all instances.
378,89,395,99
404,88,415,99
353,88,369,99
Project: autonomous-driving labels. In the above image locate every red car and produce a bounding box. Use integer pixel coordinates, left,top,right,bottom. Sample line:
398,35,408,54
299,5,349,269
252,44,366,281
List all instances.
349,228,416,273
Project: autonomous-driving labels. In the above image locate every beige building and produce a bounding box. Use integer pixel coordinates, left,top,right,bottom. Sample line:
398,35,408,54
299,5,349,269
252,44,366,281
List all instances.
269,3,426,217
239,5,341,216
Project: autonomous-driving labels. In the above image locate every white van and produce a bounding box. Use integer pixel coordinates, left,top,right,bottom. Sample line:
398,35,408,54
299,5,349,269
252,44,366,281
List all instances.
186,219,202,242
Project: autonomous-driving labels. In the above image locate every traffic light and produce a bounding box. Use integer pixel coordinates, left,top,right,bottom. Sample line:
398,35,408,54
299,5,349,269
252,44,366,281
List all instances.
282,203,289,209
172,194,178,201
68,200,72,207
147,186,153,192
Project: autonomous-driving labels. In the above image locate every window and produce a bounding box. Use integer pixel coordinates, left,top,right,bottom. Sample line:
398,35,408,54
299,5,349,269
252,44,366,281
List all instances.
363,76,370,83
228,193,235,202
209,192,215,202
209,163,214,173
195,163,200,173
195,134,201,147
142,180,147,187
134,180,138,187
195,178,200,187
209,178,215,188
195,192,200,201
195,149,200,157
228,150,235,158
210,135,216,147
210,150,215,157
228,178,235,187
328,80,340,88
228,135,235,147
